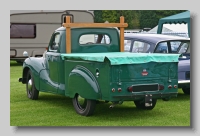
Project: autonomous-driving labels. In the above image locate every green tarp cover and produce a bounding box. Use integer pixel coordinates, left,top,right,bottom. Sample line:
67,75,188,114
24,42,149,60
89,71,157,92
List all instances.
61,52,180,65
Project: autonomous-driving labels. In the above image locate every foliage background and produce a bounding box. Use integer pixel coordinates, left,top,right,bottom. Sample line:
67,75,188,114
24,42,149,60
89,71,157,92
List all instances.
94,10,187,29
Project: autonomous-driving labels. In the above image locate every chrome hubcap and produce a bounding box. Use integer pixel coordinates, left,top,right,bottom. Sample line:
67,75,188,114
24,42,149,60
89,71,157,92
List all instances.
28,79,32,91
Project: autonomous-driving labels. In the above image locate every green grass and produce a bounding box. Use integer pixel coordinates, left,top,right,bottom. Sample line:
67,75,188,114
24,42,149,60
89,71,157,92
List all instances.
10,60,190,126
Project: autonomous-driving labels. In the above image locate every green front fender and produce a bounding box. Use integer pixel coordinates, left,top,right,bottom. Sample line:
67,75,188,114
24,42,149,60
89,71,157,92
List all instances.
67,65,101,100
21,57,45,91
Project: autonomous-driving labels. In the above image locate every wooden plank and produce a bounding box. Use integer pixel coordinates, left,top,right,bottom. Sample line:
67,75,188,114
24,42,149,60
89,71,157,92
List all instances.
66,16,71,53
64,16,128,53
120,16,124,52
63,23,128,28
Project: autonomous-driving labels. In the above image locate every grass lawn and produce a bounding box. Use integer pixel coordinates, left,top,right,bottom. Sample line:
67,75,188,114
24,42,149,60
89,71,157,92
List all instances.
10,60,190,126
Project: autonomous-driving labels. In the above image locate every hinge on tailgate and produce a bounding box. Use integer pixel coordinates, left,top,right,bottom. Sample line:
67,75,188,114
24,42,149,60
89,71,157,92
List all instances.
168,68,172,83
118,69,122,85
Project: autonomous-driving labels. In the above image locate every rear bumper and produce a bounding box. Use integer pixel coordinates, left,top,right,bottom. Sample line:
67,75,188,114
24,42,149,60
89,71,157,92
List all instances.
112,92,178,101
178,80,190,88
18,77,26,84
178,80,190,84
18,78,22,82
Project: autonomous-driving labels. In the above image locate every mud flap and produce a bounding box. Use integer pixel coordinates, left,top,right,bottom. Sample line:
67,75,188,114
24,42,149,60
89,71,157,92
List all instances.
145,94,152,107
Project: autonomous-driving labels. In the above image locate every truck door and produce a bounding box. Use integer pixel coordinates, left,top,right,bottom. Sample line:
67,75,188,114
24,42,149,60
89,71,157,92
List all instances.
47,32,61,82
43,32,61,93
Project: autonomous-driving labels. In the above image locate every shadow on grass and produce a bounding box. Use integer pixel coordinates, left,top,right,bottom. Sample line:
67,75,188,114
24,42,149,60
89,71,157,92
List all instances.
28,91,190,120
35,93,166,119
10,61,23,66
167,92,190,102
36,93,74,109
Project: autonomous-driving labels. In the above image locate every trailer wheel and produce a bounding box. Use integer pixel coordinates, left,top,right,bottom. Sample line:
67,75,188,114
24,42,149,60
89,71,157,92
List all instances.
72,94,96,116
182,88,190,95
26,70,39,100
134,99,157,110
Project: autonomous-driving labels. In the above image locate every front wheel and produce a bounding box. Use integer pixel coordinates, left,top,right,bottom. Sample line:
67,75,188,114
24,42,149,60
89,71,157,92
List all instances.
26,70,39,100
134,99,157,110
72,94,96,116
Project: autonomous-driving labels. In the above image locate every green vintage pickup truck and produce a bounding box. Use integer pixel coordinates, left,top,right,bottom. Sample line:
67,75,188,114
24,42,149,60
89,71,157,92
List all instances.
19,16,180,116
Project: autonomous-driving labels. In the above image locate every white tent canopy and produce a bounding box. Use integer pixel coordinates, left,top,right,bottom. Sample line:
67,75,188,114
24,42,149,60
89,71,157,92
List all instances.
147,23,189,37
149,23,188,33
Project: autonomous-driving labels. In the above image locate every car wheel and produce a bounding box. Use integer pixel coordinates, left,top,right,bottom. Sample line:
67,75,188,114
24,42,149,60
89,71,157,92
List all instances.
26,70,39,100
72,94,96,116
182,88,190,95
134,99,157,110
162,97,171,101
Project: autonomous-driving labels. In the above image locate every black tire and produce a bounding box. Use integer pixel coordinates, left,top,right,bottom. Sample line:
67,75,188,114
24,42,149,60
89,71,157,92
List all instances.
182,88,190,95
26,70,39,100
162,97,170,101
134,99,157,110
72,94,96,116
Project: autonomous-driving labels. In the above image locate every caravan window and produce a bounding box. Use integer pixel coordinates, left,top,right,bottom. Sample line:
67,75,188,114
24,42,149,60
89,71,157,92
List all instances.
10,24,36,38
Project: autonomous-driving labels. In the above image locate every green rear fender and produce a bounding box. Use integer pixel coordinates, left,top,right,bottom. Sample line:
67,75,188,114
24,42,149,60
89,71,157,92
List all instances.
67,65,101,100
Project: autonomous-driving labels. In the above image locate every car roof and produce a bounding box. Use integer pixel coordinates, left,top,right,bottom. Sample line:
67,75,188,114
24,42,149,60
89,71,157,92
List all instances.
124,33,190,44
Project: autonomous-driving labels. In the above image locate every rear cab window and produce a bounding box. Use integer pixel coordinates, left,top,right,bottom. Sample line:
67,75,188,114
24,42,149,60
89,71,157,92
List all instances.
79,34,111,45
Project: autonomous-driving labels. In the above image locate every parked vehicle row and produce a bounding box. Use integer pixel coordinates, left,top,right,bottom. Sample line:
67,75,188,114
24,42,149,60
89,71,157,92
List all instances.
124,33,190,95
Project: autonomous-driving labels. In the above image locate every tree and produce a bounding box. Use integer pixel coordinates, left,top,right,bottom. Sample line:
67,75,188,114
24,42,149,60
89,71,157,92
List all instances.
93,10,104,23
139,10,158,29
94,10,187,30
102,10,118,23
116,10,133,29
94,10,136,29
138,10,187,29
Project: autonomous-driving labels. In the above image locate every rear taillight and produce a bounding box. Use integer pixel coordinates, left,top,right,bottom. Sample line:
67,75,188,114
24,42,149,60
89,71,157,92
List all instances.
111,88,115,92
118,88,122,92
168,85,172,89
127,86,133,92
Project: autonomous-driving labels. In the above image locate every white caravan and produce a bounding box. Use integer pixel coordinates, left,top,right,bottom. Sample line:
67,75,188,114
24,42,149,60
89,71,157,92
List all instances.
10,10,94,62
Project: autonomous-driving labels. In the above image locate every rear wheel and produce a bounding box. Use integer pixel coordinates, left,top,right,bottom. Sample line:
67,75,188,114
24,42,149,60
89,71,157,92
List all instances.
182,88,190,95
26,70,39,100
72,94,96,116
162,97,171,101
134,99,157,110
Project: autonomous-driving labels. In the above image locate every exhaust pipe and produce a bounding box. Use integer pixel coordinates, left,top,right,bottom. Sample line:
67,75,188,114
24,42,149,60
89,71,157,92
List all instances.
109,104,115,108
109,101,123,108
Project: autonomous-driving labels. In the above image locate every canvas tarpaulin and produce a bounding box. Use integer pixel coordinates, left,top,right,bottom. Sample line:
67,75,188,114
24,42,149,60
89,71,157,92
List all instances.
61,52,180,65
